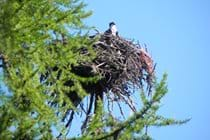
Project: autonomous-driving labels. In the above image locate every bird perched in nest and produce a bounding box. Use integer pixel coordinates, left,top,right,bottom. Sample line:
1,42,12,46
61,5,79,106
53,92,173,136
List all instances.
105,22,119,36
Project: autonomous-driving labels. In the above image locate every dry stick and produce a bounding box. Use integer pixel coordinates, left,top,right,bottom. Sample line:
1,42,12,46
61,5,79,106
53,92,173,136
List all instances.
116,101,125,119
79,102,87,114
57,111,75,138
81,93,95,133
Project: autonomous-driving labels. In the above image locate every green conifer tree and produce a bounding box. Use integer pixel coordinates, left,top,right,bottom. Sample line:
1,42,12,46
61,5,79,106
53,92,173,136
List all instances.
0,0,189,139
0,0,95,139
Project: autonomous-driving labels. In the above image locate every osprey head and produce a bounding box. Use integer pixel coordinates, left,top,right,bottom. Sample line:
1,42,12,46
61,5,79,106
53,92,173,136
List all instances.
109,22,116,27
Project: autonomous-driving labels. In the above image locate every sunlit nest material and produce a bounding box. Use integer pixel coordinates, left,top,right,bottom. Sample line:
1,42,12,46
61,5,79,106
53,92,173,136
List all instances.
74,33,155,100
92,33,155,95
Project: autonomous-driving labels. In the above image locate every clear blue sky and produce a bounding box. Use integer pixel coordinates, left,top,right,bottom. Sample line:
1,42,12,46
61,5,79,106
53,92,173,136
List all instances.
84,0,210,139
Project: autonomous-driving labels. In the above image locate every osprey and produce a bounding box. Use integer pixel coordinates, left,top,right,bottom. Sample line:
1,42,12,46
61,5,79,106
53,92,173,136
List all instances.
105,22,119,36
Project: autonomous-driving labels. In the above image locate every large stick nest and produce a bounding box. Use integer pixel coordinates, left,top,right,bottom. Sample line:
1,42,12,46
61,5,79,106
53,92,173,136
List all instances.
75,33,155,100
63,33,156,134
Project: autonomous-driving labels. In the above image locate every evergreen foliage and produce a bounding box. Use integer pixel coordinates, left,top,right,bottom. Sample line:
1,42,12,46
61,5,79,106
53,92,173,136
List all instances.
0,0,94,139
0,0,189,139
